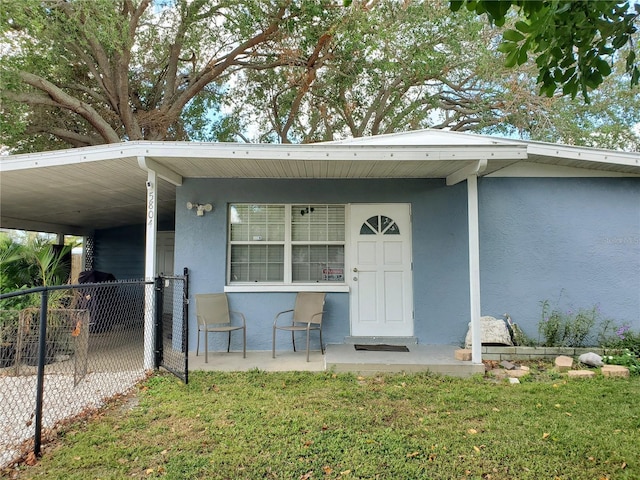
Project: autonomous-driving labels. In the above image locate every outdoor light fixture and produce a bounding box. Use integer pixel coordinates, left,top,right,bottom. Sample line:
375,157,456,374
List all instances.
186,202,213,216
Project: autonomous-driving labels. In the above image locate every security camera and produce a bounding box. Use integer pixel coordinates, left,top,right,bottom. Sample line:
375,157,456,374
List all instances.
146,181,153,188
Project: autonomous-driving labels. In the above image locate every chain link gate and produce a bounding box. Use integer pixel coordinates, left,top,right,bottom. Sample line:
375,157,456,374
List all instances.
0,279,151,465
155,268,189,383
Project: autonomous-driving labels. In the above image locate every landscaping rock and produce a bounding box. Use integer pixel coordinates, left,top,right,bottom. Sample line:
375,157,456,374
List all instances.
506,369,529,378
464,316,514,348
554,355,573,371
490,369,507,379
508,377,520,384
519,365,530,372
578,352,603,367
601,365,630,378
567,370,596,379
455,348,472,361
500,360,516,370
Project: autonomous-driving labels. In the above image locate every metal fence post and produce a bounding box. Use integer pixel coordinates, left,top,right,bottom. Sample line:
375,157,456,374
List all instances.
182,267,189,384
154,276,163,369
34,288,49,457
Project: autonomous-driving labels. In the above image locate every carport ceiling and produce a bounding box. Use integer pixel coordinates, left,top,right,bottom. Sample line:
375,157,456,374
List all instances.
1,135,637,235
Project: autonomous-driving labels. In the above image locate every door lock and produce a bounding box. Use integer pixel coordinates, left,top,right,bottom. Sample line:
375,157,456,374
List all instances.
353,267,358,272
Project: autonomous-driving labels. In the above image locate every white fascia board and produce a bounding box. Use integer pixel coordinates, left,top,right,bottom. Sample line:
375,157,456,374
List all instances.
142,142,527,162
2,141,528,171
0,142,139,171
526,144,640,168
486,161,640,178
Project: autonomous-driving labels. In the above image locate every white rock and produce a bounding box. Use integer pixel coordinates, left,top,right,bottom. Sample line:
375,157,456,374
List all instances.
578,352,603,367
464,316,514,348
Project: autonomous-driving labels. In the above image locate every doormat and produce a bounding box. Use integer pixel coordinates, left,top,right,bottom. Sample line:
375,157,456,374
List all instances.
354,344,410,352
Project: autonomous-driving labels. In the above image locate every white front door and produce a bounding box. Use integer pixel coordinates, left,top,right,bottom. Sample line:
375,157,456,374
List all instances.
349,204,413,337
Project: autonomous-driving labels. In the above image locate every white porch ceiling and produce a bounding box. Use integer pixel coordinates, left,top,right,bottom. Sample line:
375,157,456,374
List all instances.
1,131,638,235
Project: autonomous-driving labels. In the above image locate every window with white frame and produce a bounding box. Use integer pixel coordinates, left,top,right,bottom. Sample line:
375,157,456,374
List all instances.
228,204,345,284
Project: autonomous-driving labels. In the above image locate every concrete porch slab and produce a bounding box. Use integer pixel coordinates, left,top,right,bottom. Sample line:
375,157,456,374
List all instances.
325,344,484,377
187,344,484,377
188,350,325,372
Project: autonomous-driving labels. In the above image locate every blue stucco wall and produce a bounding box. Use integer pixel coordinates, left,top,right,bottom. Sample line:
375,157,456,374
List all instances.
479,177,640,342
93,175,639,352
174,178,470,351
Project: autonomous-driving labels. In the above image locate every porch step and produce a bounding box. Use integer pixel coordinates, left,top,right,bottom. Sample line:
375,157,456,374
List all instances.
325,344,484,378
343,336,418,346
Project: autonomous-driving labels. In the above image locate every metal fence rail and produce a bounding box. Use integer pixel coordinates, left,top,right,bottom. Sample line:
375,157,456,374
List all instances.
0,280,153,468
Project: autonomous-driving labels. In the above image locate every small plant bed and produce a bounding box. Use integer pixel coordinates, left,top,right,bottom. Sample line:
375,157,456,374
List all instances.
5,370,640,480
481,294,640,378
484,358,636,382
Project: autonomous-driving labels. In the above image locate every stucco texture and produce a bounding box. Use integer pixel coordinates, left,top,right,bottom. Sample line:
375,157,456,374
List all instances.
174,178,469,351
173,176,640,351
479,177,640,340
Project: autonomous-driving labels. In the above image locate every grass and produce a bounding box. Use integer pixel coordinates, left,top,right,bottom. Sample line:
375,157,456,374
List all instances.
6,368,640,480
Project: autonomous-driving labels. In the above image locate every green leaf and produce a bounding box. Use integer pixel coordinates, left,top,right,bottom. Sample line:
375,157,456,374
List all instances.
497,41,517,53
504,48,519,68
562,75,577,95
585,70,603,89
535,53,548,67
482,0,512,23
533,37,549,53
517,46,528,65
449,1,464,12
626,50,636,70
631,67,640,86
502,29,525,42
595,58,611,77
514,20,532,34
538,70,556,97
612,33,629,49
561,67,575,82
561,80,572,97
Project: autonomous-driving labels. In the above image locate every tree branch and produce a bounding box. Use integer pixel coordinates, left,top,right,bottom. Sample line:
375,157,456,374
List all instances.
166,5,289,121
27,126,102,148
18,71,120,143
280,33,333,142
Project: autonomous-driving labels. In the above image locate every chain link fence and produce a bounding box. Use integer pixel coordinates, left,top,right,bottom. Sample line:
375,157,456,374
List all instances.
155,270,189,384
0,279,154,468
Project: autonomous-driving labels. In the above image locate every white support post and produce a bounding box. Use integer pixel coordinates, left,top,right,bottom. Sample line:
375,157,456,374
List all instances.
467,174,482,364
143,164,158,371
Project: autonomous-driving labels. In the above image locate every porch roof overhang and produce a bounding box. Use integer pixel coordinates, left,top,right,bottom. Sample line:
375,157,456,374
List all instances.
1,131,638,235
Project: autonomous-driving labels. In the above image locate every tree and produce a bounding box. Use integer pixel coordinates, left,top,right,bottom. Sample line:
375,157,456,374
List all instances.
0,0,319,151
220,1,612,145
1,0,638,151
449,0,640,99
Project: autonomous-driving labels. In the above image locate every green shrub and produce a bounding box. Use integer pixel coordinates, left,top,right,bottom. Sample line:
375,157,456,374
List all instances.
598,319,640,356
538,299,597,347
603,349,640,376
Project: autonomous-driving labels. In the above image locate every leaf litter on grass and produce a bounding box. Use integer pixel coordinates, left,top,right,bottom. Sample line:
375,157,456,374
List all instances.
4,370,640,480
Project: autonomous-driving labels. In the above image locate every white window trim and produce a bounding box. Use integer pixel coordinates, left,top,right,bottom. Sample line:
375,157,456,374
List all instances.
224,284,350,293
227,203,347,289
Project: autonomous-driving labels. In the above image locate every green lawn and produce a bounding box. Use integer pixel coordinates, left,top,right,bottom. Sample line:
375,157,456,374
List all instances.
7,369,640,480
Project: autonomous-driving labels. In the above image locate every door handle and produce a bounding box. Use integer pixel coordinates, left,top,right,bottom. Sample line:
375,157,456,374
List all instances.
353,267,358,272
